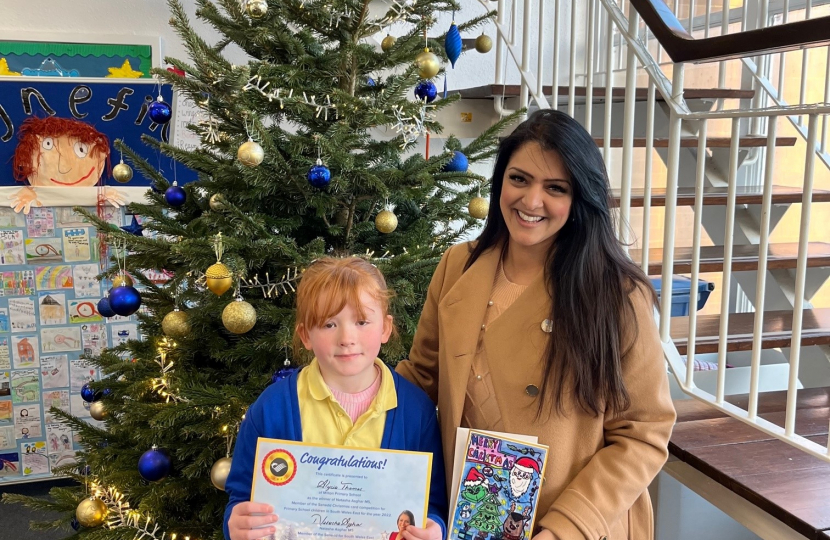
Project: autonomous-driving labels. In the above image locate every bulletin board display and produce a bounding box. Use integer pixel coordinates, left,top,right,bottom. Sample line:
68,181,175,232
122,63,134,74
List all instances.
0,205,154,484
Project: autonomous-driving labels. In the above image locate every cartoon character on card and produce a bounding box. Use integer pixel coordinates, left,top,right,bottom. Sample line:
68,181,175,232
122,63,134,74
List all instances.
500,457,540,506
501,503,530,540
11,116,124,213
461,467,489,503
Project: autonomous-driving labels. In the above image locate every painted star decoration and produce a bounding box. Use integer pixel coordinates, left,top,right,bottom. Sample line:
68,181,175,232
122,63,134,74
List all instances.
106,59,144,79
121,216,144,236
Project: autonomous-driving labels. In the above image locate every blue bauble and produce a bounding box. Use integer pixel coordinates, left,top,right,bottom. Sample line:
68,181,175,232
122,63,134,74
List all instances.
307,164,331,188
443,150,468,172
148,99,172,124
445,22,462,68
71,517,81,531
414,80,437,103
138,448,171,482
164,185,186,207
366,77,376,87
81,382,98,403
109,285,142,316
97,297,116,318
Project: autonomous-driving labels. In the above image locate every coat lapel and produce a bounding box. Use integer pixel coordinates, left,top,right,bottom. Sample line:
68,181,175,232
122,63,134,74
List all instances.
439,245,502,428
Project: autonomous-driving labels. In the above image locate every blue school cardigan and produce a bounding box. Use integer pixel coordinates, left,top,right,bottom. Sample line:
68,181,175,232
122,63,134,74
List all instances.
223,367,448,540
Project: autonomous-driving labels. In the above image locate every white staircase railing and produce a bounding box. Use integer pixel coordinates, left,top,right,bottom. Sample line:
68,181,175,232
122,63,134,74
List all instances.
480,0,830,461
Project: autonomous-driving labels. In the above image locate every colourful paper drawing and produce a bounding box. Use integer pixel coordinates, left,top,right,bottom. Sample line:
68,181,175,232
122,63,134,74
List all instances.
73,263,101,298
69,299,101,324
25,208,54,237
8,297,36,332
61,228,91,262
0,451,20,477
14,403,42,439
42,390,70,423
11,335,39,368
21,441,49,475
40,327,81,353
2,271,35,296
81,324,107,357
38,292,67,325
40,354,68,389
0,371,8,396
0,208,25,229
35,265,73,290
11,369,39,403
0,308,8,332
69,359,95,392
0,339,8,370
0,230,25,265
448,432,548,540
0,425,14,450
25,237,63,263
0,400,11,421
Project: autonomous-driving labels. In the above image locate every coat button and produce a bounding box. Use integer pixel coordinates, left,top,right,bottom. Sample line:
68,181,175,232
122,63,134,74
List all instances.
541,319,553,333
525,384,539,397
488,301,494,306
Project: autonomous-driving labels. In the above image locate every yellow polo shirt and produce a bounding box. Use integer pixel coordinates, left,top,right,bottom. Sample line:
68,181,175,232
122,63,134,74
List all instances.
297,358,397,448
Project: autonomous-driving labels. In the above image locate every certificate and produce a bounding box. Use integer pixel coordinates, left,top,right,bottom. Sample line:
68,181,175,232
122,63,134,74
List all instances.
252,438,433,540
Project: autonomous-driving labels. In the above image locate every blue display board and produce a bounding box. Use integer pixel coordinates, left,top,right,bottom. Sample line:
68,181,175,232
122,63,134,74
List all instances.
0,78,197,187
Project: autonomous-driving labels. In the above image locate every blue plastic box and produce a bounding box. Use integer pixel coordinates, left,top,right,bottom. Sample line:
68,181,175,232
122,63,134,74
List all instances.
649,276,715,317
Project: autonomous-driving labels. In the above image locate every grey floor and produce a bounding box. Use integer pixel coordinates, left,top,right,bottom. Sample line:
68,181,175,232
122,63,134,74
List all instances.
0,478,78,539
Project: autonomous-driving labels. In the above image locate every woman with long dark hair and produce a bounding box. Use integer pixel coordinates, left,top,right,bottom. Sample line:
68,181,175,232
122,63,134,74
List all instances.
397,109,675,540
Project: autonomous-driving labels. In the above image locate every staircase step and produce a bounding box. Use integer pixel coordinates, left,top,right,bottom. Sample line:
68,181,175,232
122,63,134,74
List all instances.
613,186,830,207
456,84,755,101
670,307,830,355
632,242,830,274
595,136,796,148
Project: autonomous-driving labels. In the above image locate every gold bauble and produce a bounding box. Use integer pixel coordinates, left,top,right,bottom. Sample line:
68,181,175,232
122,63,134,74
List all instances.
222,299,257,334
112,274,133,288
381,34,397,52
475,34,493,53
246,0,268,18
162,309,191,339
415,49,440,79
468,196,490,219
205,262,233,296
375,210,398,234
112,162,133,183
76,498,108,528
89,401,107,421
210,456,233,490
237,140,264,167
209,193,227,212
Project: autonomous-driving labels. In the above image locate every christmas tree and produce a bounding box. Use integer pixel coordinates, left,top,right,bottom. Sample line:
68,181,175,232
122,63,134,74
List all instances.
467,495,503,534
2,0,518,538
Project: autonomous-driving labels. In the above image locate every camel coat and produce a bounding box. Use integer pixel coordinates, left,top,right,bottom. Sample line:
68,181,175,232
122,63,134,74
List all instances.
396,242,676,540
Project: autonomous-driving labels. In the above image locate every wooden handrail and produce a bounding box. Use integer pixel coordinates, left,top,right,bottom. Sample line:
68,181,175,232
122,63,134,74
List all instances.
631,0,830,63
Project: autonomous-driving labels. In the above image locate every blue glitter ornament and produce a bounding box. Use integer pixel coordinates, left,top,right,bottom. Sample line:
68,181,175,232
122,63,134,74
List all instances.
148,97,172,125
443,150,468,172
445,22,462,68
414,80,437,103
81,382,98,403
109,285,142,316
71,518,81,531
165,182,186,207
138,447,171,482
121,216,144,236
307,159,331,188
97,297,116,318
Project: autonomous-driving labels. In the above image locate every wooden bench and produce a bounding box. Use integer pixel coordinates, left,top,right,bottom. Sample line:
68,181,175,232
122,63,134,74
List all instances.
670,388,830,539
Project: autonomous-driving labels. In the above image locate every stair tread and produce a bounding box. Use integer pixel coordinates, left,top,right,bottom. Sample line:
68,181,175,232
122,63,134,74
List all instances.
456,84,755,100
670,307,830,355
595,136,796,147
632,241,830,274
613,186,830,207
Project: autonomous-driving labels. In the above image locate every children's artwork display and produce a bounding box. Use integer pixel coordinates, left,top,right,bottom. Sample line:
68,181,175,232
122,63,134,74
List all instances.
0,206,144,484
448,430,549,540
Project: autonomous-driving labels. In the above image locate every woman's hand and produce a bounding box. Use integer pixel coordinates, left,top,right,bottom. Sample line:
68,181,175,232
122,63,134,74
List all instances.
227,502,279,540
400,518,442,540
531,528,557,540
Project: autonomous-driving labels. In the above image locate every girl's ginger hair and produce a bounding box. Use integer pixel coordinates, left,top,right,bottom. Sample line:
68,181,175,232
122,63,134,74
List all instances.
12,116,110,183
293,257,396,356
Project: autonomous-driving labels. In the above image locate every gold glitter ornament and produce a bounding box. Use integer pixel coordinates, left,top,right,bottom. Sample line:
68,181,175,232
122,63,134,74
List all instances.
375,210,398,234
475,34,493,53
162,309,190,339
468,196,490,219
381,34,397,52
237,139,264,167
246,0,268,18
222,298,257,334
209,193,227,211
415,48,440,79
112,274,133,288
112,161,133,183
76,498,107,528
206,262,233,296
89,401,107,421
210,456,233,490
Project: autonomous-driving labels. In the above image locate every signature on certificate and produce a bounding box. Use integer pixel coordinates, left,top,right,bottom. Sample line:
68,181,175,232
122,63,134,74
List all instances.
317,479,365,493
311,515,363,529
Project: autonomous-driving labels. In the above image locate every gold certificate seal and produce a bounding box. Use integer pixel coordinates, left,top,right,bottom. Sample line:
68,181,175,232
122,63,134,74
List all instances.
262,449,297,486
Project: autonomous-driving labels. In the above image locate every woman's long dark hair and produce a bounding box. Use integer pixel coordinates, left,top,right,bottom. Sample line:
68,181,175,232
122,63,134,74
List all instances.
466,109,657,417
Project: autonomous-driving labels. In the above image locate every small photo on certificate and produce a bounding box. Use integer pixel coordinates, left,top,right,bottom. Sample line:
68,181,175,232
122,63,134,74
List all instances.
252,438,433,540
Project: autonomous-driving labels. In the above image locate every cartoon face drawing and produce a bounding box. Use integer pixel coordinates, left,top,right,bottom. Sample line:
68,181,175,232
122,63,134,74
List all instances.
508,457,540,498
502,512,527,540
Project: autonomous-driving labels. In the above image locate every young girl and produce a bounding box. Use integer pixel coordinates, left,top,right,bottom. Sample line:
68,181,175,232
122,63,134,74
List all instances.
224,257,447,540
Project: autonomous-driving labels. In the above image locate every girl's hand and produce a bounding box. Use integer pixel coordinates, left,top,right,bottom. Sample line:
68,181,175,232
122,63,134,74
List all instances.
227,502,279,540
401,518,442,540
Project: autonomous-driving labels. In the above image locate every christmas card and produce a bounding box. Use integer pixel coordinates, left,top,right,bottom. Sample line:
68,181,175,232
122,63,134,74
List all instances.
447,430,548,540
